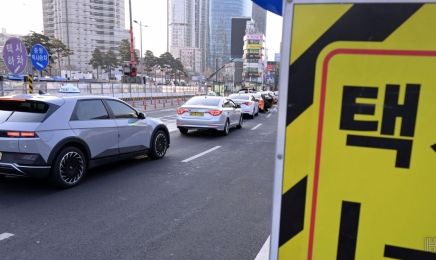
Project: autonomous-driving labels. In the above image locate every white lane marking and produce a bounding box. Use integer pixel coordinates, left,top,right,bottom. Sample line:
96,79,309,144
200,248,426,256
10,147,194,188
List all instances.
181,146,221,162
251,124,262,130
267,113,272,118
0,233,14,241
254,236,270,260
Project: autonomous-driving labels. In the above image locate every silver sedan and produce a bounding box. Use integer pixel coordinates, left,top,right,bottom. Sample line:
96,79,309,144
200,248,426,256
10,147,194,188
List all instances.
176,96,243,135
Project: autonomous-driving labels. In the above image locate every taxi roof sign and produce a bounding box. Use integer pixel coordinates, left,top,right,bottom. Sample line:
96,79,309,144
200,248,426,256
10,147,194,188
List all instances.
58,84,80,93
271,1,436,259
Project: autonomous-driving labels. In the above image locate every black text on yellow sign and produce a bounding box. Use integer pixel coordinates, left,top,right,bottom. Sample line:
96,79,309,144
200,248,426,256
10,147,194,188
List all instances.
340,83,420,169
276,3,436,260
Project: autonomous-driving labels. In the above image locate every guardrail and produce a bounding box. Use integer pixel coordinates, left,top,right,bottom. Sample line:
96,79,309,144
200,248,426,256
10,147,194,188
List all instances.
0,81,207,100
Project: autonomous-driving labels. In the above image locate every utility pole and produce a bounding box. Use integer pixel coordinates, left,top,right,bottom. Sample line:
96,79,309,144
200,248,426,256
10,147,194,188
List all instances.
128,0,137,80
139,20,143,83
134,20,147,84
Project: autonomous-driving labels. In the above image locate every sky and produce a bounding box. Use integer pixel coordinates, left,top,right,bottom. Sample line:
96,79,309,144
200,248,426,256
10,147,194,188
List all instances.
0,0,283,61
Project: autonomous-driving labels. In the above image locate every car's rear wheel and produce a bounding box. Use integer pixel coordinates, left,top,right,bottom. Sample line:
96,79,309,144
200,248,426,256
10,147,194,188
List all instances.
236,115,243,129
148,130,168,159
179,128,188,135
250,109,255,119
48,147,86,188
255,107,259,116
221,120,230,136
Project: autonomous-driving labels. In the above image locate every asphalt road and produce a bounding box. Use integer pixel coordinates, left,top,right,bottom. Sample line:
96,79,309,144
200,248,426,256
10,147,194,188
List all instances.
0,105,278,260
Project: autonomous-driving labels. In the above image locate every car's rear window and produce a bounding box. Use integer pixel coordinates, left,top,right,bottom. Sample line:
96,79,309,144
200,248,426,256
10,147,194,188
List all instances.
229,94,250,100
0,100,49,122
185,97,220,106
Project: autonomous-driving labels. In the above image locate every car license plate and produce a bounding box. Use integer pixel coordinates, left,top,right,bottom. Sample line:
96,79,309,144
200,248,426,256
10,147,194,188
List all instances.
190,112,204,116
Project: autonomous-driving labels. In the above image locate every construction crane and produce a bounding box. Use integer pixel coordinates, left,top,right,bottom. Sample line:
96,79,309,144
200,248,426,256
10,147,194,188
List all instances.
124,0,137,78
205,58,236,81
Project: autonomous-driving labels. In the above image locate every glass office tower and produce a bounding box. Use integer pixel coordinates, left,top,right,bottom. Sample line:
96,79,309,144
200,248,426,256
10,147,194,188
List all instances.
208,0,252,72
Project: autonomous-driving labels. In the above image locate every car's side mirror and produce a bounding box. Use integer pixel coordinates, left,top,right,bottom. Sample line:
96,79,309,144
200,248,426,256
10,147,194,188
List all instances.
236,104,241,108
138,112,146,119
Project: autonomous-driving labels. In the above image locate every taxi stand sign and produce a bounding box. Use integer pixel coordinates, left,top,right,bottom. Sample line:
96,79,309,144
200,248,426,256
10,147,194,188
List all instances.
2,37,28,74
271,0,436,259
30,44,49,71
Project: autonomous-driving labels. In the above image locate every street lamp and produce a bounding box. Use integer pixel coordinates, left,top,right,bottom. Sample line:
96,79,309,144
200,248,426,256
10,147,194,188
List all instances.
133,20,148,84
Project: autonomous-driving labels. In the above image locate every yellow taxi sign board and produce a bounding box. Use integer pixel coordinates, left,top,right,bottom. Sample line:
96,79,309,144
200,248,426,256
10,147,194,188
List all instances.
271,1,436,259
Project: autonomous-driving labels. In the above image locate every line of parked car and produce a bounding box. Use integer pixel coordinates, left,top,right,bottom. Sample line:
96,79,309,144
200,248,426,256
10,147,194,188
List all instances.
0,83,277,188
176,89,278,135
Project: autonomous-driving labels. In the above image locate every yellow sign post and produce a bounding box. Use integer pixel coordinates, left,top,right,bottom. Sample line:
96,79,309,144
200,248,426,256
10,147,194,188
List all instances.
271,1,436,259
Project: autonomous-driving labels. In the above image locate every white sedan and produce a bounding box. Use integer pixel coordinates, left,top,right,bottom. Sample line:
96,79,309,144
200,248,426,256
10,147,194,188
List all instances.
228,93,259,119
176,96,243,135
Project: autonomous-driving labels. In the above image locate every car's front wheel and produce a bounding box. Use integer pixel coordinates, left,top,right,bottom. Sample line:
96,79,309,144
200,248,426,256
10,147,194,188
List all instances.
148,130,168,159
48,147,86,188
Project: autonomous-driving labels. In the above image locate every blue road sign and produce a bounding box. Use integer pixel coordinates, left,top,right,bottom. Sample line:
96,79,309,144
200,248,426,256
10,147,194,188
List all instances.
30,44,49,71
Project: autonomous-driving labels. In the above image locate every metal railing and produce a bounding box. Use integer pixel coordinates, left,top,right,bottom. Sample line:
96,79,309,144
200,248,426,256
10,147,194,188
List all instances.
0,81,208,99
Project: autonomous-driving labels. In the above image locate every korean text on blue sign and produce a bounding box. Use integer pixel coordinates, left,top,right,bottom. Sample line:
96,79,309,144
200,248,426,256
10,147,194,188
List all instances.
31,44,49,71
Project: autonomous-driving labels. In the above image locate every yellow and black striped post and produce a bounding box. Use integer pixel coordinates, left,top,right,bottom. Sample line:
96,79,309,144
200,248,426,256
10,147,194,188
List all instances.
28,74,33,94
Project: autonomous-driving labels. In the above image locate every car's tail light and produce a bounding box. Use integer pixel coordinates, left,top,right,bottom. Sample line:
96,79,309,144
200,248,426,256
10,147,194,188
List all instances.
243,102,252,106
0,98,26,101
206,110,222,116
177,108,188,114
21,132,36,137
6,131,36,137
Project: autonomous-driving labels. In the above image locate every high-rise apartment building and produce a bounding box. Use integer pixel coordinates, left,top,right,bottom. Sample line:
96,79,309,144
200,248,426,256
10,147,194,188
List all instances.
167,0,209,74
42,0,130,73
207,0,252,72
